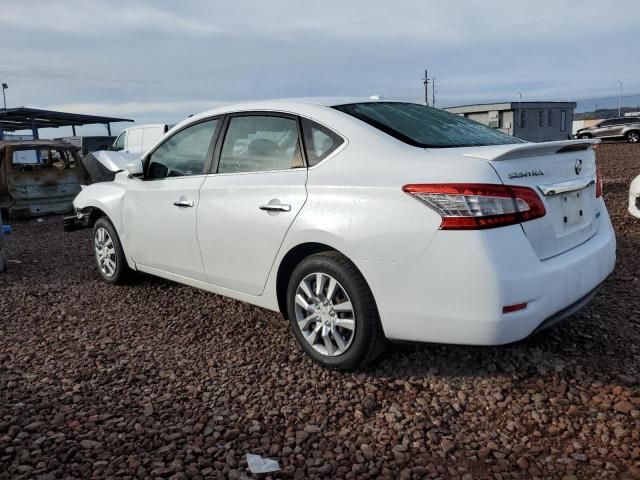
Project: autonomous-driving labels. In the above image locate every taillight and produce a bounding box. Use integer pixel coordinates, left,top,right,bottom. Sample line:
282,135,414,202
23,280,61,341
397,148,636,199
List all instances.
403,183,546,230
596,165,603,198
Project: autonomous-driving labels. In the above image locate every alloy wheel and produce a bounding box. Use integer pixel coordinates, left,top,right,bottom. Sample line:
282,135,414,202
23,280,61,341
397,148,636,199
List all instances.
629,132,640,143
94,227,117,277
294,272,356,356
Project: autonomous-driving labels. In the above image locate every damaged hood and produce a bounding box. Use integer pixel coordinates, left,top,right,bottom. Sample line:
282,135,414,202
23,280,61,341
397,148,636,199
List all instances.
81,150,139,184
89,150,139,172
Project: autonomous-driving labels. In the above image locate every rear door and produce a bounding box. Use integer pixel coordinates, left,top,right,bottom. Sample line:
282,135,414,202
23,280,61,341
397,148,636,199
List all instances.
592,120,614,138
463,141,600,260
607,119,625,137
197,113,307,295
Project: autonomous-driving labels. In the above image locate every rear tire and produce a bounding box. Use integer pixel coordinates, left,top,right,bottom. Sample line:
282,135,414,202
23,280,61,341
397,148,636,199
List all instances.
626,131,640,143
286,251,387,370
92,217,131,284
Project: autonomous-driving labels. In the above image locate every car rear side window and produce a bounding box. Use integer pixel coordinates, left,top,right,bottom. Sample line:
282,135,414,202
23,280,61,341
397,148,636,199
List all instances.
218,115,303,173
301,118,344,166
333,102,523,148
146,119,218,179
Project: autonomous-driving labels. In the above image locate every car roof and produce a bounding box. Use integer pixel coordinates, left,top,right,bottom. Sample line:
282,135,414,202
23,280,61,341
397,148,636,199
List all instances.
124,123,169,131
172,97,410,131
0,139,79,150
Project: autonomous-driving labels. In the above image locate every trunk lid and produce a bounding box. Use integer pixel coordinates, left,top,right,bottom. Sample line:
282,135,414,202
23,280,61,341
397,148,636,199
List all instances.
454,140,600,260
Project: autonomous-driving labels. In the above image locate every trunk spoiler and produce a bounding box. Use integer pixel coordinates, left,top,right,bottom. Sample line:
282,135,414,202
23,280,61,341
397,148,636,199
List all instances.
463,139,600,162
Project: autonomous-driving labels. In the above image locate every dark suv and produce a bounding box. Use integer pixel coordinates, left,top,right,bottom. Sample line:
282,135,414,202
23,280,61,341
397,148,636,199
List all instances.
575,117,640,143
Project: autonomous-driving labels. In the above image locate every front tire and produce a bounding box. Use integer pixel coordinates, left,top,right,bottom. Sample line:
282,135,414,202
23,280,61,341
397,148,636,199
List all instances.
92,217,131,284
286,251,386,370
579,134,591,139
626,131,640,143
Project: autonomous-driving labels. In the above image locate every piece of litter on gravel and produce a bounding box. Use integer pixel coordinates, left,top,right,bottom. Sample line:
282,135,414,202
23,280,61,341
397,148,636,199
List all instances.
246,453,280,474
36,218,44,224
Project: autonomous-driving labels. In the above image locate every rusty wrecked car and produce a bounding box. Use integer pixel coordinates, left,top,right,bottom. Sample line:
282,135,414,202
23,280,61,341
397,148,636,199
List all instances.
0,140,89,218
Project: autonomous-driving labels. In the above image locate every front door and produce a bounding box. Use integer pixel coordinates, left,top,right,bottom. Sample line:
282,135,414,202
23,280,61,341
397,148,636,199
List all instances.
123,118,220,281
197,114,308,295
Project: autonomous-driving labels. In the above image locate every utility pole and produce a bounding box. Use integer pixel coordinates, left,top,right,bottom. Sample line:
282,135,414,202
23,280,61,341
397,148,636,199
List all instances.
423,69,429,106
618,80,623,117
431,77,436,108
1,83,7,110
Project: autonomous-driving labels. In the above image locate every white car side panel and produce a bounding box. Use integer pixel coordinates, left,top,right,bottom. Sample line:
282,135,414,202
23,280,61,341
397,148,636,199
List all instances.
72,172,137,269
629,174,640,218
123,176,207,280
197,169,307,295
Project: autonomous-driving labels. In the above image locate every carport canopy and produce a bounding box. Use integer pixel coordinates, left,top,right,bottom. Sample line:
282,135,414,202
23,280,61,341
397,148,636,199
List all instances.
0,107,133,138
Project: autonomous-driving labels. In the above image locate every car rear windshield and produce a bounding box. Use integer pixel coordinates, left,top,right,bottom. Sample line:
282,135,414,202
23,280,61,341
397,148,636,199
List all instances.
333,102,523,148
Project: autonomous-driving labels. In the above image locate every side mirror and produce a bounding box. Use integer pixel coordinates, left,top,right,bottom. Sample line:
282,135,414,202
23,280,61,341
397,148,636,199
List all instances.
126,160,144,177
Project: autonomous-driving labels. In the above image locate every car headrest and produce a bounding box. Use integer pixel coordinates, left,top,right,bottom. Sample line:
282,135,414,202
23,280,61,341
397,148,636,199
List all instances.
248,139,281,156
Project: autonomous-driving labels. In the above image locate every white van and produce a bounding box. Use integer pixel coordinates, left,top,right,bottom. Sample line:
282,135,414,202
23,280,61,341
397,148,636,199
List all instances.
111,124,170,155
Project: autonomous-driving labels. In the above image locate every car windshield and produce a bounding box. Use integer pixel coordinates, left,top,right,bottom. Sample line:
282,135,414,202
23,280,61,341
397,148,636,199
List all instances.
333,102,524,148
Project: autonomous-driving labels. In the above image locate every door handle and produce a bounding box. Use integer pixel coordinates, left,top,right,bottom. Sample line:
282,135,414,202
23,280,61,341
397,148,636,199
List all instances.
173,200,194,208
259,203,291,212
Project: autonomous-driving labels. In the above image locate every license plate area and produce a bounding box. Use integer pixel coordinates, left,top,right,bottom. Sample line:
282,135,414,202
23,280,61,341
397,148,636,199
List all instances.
559,189,588,229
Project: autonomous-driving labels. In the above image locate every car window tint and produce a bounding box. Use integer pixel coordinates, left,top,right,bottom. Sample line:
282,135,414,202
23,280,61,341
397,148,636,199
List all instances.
301,118,344,166
146,119,218,179
218,116,302,173
334,102,523,148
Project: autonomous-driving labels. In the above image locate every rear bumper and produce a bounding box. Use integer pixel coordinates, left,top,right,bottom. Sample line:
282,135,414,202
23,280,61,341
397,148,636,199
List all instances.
359,207,616,345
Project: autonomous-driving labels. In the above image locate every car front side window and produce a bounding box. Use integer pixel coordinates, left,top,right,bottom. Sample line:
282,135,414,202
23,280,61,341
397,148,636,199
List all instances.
217,115,303,174
113,132,126,151
145,119,219,179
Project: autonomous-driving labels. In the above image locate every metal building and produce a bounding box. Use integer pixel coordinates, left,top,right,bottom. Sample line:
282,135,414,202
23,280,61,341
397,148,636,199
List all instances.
445,102,576,142
0,107,132,139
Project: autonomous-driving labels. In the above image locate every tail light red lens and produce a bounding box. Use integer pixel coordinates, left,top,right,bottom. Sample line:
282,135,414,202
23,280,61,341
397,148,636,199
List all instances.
596,165,603,198
402,183,546,230
503,302,528,314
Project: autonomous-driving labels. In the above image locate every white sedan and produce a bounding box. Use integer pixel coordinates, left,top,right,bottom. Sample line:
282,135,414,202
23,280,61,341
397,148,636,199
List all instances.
68,99,616,369
629,175,640,218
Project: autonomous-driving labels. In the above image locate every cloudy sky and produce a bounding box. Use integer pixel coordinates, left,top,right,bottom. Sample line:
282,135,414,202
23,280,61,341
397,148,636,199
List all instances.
2,0,639,135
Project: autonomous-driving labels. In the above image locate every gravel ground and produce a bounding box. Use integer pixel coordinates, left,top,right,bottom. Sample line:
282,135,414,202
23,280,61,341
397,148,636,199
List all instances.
1,143,639,479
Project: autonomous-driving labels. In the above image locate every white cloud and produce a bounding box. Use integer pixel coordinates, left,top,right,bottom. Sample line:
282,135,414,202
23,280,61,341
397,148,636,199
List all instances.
43,100,229,117
1,0,638,122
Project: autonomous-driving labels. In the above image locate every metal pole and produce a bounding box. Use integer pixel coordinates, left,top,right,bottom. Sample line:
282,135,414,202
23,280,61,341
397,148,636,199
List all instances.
618,80,623,117
2,88,5,110
423,69,429,106
432,77,436,108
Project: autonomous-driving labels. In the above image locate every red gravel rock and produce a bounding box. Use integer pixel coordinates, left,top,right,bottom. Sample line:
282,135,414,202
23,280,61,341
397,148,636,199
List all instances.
0,143,639,478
